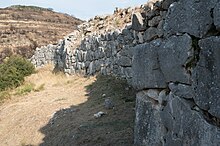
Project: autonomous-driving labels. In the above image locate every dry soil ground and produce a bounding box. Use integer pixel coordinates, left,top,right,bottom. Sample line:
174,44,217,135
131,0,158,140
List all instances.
0,66,136,146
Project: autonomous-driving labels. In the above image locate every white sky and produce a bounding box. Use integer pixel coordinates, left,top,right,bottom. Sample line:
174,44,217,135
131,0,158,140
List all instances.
0,0,148,20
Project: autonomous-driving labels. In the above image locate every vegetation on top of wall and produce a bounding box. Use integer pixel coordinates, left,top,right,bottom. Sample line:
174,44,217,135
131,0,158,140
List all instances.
0,55,35,91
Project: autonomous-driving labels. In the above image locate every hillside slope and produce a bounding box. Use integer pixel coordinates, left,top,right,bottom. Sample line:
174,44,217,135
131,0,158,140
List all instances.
0,5,83,62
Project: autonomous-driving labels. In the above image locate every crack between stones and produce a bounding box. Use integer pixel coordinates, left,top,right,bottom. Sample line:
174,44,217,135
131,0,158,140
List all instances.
205,7,220,36
183,35,220,127
206,23,220,36
183,97,220,128
185,35,200,70
156,48,168,87
210,8,214,19
168,81,191,86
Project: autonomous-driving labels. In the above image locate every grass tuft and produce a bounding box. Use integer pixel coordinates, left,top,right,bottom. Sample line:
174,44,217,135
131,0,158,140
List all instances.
0,91,11,103
14,83,35,96
34,83,45,92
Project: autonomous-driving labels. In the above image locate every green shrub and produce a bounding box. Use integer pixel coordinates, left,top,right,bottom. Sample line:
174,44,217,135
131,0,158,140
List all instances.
6,55,35,76
0,55,35,91
15,83,35,96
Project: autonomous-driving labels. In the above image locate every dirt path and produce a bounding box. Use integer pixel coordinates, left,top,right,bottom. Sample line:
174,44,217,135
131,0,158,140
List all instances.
0,77,95,146
0,72,135,146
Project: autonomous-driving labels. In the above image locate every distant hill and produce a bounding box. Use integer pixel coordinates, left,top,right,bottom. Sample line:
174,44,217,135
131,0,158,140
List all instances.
0,5,83,62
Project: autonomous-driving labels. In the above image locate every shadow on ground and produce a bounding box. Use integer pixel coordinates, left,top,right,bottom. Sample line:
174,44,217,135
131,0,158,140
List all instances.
38,75,136,146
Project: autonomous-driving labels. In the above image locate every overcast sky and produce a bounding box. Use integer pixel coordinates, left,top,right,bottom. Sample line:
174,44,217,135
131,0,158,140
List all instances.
0,0,148,20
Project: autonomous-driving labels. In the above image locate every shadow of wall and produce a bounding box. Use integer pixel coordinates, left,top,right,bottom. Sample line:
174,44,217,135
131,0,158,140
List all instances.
38,75,136,146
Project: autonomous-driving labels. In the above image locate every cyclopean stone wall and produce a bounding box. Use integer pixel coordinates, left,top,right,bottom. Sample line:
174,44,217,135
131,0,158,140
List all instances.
30,0,220,145
133,0,220,145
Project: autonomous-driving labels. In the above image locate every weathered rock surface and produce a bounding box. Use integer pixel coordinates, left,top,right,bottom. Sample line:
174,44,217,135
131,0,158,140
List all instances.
146,89,160,101
161,93,220,146
148,16,161,27
193,36,220,119
214,2,220,31
135,91,220,146
168,83,194,99
144,27,159,42
134,91,164,146
132,40,167,90
131,12,146,31
117,56,132,67
31,44,57,67
164,0,215,38
158,34,192,84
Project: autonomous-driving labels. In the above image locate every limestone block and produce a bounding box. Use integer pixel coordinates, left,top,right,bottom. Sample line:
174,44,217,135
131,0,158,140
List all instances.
144,27,159,42
148,16,161,27
131,12,146,31
135,91,220,146
117,56,132,67
164,0,216,38
158,34,192,84
168,83,194,99
132,39,167,90
192,36,220,118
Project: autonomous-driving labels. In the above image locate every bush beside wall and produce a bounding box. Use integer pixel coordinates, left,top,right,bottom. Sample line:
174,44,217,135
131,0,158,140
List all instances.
0,55,35,91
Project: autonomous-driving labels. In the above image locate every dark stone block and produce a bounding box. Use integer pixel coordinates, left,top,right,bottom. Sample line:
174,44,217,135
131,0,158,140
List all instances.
192,36,220,118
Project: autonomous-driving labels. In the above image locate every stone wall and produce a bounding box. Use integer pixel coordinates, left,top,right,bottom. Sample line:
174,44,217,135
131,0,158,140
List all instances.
132,0,220,145
31,0,167,81
30,44,56,67
31,0,220,145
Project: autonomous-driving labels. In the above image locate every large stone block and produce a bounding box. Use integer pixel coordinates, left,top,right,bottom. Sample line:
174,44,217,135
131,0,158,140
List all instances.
131,12,146,31
144,27,159,42
158,34,192,84
88,61,95,75
164,0,216,38
134,91,165,146
192,36,220,118
135,91,220,146
132,39,167,90
168,83,194,99
161,94,220,146
117,56,132,67
148,16,161,27
119,45,133,59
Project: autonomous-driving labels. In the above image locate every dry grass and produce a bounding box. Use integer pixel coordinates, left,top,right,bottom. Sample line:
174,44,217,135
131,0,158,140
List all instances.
0,90,11,104
0,64,80,102
14,83,35,96
0,64,136,146
0,6,83,62
25,64,83,89
0,66,96,146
